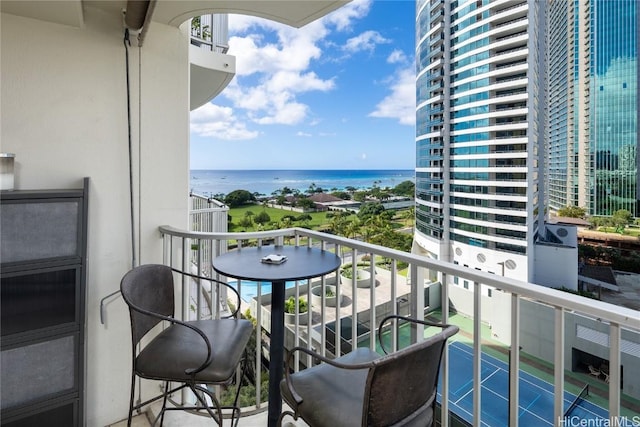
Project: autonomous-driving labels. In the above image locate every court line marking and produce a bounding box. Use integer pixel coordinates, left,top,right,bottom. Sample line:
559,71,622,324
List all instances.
442,341,608,424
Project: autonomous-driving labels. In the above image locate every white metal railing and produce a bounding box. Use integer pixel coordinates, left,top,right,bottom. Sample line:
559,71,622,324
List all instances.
188,193,229,278
159,225,640,426
190,14,229,53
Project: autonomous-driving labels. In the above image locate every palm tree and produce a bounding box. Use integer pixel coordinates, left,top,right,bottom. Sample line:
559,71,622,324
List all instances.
307,183,317,195
402,207,415,232
345,218,362,240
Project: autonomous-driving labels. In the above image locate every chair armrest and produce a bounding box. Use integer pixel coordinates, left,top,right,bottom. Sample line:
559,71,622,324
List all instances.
127,302,214,376
283,346,378,405
170,268,243,318
377,314,454,355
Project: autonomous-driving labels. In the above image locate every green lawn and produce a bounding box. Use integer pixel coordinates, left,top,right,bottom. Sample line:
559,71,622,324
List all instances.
228,204,351,232
228,204,411,234
596,226,640,237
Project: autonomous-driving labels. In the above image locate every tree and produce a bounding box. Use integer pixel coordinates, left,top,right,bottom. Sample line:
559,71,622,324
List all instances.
589,216,605,230
237,216,253,230
329,214,348,236
612,209,633,233
353,191,367,202
557,205,587,218
331,191,350,200
297,198,316,210
254,211,271,225
224,189,255,207
345,218,362,239
307,183,317,195
358,202,385,220
401,206,415,232
393,180,415,197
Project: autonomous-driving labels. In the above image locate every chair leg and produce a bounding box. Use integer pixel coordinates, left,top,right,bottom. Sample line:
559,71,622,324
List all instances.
159,381,169,427
229,351,250,427
190,383,223,426
277,410,297,427
127,371,137,427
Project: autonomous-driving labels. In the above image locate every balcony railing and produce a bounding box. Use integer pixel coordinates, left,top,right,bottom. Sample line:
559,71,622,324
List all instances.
190,14,229,53
158,226,640,426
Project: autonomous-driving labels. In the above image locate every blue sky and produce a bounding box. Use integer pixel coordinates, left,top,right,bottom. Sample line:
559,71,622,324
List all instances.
189,0,416,170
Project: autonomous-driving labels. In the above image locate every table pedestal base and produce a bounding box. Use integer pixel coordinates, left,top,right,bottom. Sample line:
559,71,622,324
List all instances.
268,280,285,427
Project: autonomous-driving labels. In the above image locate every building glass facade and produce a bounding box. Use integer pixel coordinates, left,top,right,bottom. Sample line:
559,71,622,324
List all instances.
548,0,638,216
414,0,546,282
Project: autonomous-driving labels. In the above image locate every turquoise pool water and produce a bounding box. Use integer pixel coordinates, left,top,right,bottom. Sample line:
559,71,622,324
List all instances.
230,280,297,302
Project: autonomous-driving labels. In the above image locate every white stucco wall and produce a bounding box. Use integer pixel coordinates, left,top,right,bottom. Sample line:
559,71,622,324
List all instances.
1,7,190,426
534,243,578,290
413,231,530,282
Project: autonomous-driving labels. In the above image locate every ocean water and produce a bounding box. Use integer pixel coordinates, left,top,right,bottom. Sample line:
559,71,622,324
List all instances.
190,169,414,197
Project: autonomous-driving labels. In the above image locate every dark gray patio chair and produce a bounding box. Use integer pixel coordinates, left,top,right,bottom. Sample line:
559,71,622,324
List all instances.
120,264,252,426
278,315,459,427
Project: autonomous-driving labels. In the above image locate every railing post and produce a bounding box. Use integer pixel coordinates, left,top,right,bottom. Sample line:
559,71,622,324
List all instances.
553,307,565,425
181,236,190,405
369,253,377,350
390,260,398,353
609,322,621,419
351,249,359,347
473,281,481,426
410,263,425,343
440,272,449,427
255,278,263,409
509,293,520,427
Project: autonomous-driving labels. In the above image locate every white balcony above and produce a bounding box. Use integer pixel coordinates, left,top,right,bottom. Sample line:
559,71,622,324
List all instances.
189,42,235,110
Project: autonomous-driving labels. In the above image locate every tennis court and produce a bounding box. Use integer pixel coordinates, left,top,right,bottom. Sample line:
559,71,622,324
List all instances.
439,341,609,426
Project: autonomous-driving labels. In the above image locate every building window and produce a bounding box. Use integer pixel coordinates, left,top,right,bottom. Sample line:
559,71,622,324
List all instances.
463,280,469,289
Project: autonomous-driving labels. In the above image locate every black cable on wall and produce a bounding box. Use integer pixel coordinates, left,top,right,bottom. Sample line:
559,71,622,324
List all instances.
123,28,137,269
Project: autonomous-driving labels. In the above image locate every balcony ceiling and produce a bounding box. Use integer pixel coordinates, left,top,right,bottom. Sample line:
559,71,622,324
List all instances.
1,0,85,28
190,45,236,111
2,1,350,30
151,1,350,28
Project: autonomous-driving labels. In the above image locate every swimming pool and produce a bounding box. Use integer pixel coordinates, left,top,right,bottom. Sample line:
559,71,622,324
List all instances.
229,280,297,302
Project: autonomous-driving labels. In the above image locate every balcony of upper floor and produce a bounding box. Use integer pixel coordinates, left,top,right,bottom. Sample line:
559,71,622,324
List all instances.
188,13,236,110
105,200,640,426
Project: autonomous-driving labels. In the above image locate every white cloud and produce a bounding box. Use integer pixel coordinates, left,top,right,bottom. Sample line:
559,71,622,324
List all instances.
297,131,312,137
343,30,390,53
190,103,259,140
253,101,308,125
369,67,416,126
225,15,349,126
324,0,372,31
387,49,407,64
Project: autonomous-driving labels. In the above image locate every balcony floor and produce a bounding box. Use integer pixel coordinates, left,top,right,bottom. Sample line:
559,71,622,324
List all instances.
109,402,309,427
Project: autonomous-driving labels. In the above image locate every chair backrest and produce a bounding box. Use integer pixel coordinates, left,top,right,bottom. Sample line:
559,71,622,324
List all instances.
120,264,175,345
362,325,459,426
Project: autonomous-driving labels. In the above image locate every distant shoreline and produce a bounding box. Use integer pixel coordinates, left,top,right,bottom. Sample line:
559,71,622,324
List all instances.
190,169,415,197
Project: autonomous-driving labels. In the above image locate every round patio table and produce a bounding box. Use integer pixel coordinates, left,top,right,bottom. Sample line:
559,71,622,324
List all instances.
212,245,341,427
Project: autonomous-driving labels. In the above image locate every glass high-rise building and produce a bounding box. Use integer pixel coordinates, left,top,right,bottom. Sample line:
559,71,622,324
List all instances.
548,0,639,217
414,0,547,283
